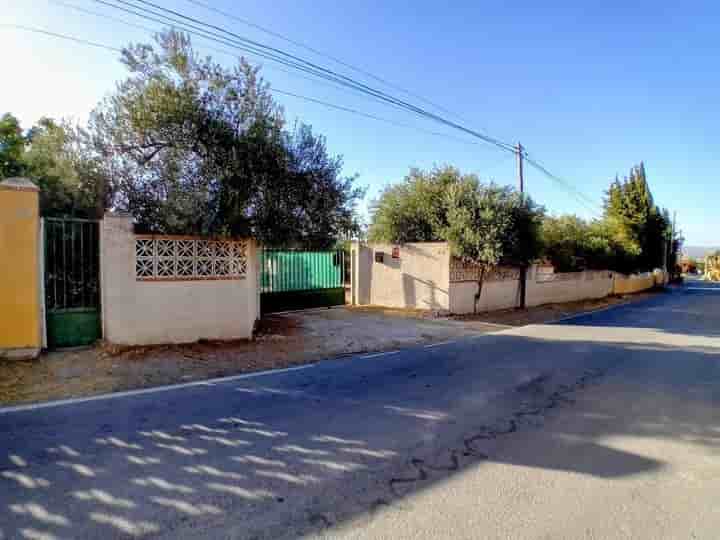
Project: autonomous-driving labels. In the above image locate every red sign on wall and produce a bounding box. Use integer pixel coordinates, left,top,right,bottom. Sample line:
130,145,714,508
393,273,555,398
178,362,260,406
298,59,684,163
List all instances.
392,246,400,259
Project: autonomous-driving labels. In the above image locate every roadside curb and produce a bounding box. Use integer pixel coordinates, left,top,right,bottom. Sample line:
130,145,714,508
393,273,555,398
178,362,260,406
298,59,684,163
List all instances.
550,292,661,324
0,291,664,415
0,364,314,415
550,302,628,324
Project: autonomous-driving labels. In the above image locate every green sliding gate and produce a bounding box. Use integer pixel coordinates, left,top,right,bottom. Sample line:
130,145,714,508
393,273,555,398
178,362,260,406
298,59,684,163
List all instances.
260,249,346,314
44,218,101,348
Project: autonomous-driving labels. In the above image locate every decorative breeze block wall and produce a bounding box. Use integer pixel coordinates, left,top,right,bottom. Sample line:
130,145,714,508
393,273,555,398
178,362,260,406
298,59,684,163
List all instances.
135,236,248,281
449,258,520,283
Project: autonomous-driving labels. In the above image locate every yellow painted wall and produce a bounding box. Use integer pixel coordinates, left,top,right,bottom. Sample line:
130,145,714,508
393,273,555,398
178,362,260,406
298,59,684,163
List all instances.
0,180,40,351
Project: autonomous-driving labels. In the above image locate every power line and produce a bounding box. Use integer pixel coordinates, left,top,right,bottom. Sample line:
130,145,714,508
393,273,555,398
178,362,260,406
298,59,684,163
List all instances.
92,0,518,154
48,0,438,113
271,89,482,146
42,0,516,163
5,23,484,149
49,0,157,35
90,0,454,127
9,20,604,216
524,154,601,209
41,0,503,149
481,153,517,176
1,23,122,52
523,155,604,217
180,0,468,124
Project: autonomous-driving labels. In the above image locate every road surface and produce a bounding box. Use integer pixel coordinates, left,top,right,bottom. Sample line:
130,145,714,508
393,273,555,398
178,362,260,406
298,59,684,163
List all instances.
1,281,719,539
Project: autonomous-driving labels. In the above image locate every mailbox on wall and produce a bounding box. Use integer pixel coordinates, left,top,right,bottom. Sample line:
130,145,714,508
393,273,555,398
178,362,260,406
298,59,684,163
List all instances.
374,251,384,263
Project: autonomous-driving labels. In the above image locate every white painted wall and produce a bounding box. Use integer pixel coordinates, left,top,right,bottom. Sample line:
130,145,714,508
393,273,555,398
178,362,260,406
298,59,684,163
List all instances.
352,241,659,315
351,241,373,306
449,280,521,313
352,242,451,311
448,268,615,314
101,214,259,346
527,269,614,307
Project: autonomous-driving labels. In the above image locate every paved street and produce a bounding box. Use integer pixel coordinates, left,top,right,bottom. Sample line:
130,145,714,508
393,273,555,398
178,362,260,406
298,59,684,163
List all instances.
1,282,719,539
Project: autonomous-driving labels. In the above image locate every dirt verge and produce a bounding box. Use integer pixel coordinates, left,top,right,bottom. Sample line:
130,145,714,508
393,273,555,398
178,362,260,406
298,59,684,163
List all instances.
450,291,660,327
0,291,659,407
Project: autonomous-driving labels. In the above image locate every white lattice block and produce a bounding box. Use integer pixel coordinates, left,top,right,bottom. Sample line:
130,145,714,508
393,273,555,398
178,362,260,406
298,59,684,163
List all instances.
135,236,248,281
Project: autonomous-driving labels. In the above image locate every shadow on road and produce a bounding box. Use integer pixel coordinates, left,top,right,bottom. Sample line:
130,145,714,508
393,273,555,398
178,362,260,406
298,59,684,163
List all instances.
1,317,720,538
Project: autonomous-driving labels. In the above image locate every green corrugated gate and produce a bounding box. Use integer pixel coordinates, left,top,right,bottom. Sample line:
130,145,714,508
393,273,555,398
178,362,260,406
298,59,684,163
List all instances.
44,218,101,348
260,249,346,314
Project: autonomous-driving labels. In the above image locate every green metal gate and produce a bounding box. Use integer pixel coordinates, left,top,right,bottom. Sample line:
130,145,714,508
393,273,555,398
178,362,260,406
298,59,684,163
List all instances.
44,218,101,348
260,249,346,314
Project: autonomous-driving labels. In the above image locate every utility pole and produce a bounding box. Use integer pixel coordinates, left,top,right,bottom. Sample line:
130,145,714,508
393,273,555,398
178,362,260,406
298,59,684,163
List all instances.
517,142,524,194
670,211,677,277
517,142,527,309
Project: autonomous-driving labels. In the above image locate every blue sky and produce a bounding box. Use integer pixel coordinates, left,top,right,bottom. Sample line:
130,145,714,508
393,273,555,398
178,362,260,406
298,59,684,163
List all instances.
2,0,717,244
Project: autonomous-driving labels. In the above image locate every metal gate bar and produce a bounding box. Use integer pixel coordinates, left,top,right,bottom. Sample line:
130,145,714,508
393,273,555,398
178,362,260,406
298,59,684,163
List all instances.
44,218,101,348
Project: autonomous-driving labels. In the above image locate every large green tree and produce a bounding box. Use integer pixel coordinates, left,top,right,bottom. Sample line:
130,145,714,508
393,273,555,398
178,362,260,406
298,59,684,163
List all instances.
369,166,543,311
604,162,670,271
23,118,108,218
440,180,542,311
540,215,644,274
91,30,362,246
540,163,678,275
0,113,26,178
368,167,463,243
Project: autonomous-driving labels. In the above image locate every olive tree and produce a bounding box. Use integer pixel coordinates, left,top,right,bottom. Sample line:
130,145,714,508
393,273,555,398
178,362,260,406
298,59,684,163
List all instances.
90,30,362,246
369,166,543,312
440,181,542,312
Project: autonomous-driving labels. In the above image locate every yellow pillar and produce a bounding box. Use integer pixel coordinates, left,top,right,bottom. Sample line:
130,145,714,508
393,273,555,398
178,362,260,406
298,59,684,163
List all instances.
0,177,41,359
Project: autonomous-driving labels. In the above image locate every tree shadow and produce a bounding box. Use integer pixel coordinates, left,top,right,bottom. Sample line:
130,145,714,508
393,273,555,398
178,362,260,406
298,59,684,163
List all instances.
1,325,719,538
402,273,448,311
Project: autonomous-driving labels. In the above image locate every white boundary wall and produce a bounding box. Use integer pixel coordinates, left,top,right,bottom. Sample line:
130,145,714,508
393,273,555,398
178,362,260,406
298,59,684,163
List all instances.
101,214,259,345
527,268,614,307
352,241,662,315
449,268,614,312
449,280,521,314
351,242,450,311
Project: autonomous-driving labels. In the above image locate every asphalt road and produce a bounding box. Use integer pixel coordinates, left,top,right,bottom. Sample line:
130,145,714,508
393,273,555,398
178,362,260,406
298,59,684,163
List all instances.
1,281,719,539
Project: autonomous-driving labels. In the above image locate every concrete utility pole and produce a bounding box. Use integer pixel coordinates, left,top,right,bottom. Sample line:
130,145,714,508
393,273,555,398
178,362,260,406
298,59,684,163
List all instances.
670,211,677,274
517,142,527,309
517,142,525,195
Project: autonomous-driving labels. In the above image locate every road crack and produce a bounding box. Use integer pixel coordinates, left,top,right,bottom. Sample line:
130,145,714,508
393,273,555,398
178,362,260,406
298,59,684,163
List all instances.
388,367,608,497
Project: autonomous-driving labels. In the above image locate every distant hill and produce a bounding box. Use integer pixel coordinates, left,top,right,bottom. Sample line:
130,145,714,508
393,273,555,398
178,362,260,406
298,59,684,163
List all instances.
683,246,720,259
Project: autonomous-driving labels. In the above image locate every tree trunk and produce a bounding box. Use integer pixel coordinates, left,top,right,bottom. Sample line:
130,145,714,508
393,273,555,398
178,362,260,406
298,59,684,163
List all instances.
474,267,486,315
